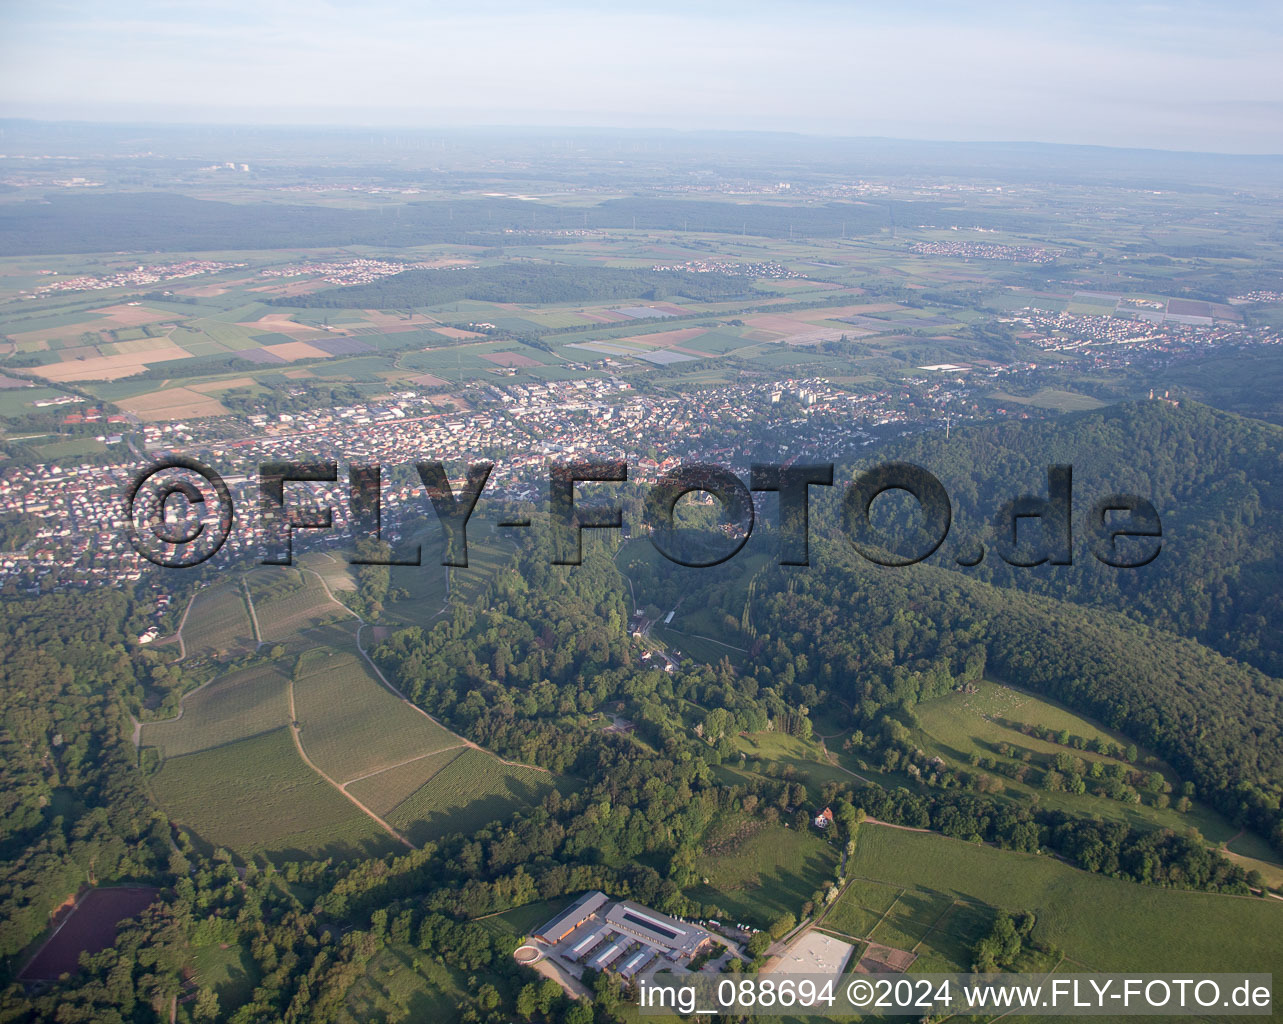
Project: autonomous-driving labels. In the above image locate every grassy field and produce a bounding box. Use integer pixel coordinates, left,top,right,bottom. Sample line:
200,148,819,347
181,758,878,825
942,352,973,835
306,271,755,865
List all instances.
296,547,450,628
823,879,993,972
913,678,1248,845
181,581,255,660
292,649,460,782
989,387,1108,412
688,814,839,927
388,748,555,845
188,942,260,1012
337,942,481,1024
446,535,515,605
298,551,359,594
844,824,1283,976
728,731,863,793
142,663,291,759
149,727,398,861
473,897,568,940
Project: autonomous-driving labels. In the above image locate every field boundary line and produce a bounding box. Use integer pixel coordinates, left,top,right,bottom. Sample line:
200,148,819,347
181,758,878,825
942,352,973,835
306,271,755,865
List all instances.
661,625,748,654
135,670,231,736
983,956,1067,1023
867,890,904,940
912,899,959,953
815,924,866,943
285,674,413,849
300,565,552,776
341,743,467,788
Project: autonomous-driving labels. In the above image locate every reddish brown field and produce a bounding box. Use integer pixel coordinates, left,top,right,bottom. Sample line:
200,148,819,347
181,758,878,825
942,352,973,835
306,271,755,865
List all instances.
20,887,160,980
1167,298,1213,317
260,340,331,361
854,942,917,974
409,373,450,387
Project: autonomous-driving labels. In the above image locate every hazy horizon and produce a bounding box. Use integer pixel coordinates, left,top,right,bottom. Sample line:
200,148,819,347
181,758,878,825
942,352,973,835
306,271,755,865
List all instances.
2,1,1282,156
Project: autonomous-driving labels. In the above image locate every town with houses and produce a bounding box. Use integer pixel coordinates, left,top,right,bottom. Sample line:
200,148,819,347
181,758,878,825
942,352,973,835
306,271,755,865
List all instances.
0,296,1280,600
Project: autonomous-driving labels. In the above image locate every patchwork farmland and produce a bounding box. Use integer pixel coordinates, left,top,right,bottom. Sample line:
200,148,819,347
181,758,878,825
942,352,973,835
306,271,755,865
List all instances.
245,567,345,642
344,745,465,817
144,562,558,861
149,727,400,860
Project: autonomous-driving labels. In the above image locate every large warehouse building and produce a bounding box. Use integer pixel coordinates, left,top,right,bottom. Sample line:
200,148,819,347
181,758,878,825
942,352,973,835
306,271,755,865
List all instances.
532,892,716,975
532,891,611,944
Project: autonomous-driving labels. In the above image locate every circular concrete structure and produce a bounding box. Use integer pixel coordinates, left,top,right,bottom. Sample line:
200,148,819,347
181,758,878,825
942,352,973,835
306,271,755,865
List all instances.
514,944,541,965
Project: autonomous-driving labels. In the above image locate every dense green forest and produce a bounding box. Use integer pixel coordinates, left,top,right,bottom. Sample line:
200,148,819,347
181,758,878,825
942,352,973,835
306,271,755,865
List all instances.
0,193,1027,257
876,400,1283,676
285,263,761,309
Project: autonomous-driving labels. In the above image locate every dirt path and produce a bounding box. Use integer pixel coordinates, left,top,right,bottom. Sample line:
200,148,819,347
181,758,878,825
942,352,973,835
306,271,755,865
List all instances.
819,744,876,786
165,588,197,662
664,626,748,654
864,817,933,835
286,674,413,849
340,743,467,788
241,576,263,646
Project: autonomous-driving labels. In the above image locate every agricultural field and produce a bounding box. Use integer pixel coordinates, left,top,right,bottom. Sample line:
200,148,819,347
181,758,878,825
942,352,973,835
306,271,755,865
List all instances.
296,544,451,628
689,814,840,927
445,535,516,606
180,581,255,660
988,387,1108,412
843,824,1283,977
296,551,359,594
19,887,161,981
141,662,291,759
245,567,345,642
291,649,460,782
149,727,399,861
344,746,466,817
388,748,555,846
473,898,569,943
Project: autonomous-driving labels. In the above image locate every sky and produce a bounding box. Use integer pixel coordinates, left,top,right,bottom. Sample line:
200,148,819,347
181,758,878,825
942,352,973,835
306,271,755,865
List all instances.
1,1,1281,154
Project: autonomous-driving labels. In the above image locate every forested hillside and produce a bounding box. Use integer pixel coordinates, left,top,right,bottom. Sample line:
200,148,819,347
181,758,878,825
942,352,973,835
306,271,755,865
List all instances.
741,542,1283,853
878,400,1283,675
